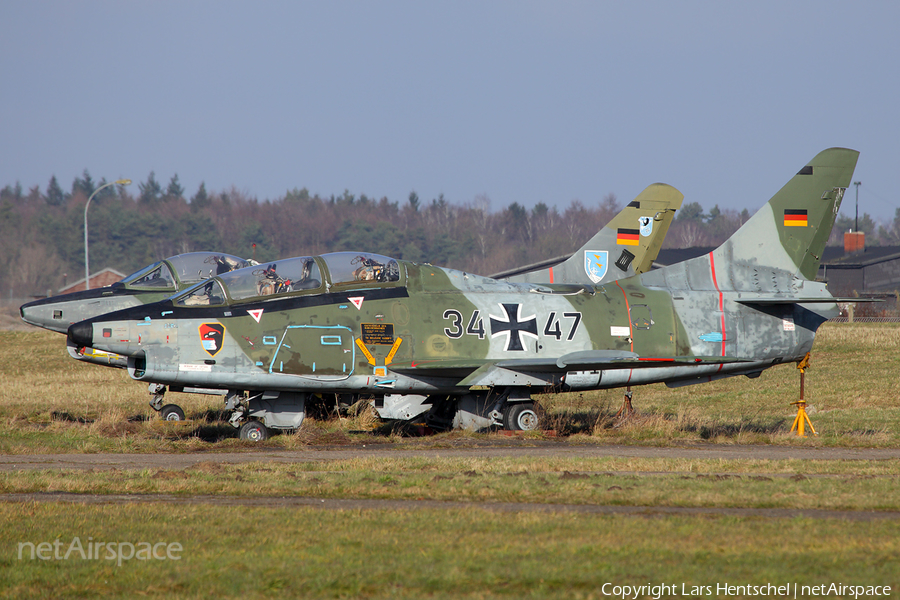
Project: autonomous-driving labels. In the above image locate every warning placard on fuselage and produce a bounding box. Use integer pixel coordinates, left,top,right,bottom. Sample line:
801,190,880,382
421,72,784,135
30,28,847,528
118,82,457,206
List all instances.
361,323,395,345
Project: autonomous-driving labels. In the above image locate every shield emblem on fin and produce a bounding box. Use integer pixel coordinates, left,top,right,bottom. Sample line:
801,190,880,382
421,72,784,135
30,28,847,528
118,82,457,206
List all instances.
584,250,608,284
639,216,653,237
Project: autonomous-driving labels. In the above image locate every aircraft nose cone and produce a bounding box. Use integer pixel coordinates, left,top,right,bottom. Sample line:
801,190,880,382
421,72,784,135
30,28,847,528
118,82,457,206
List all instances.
67,321,94,349
19,302,48,328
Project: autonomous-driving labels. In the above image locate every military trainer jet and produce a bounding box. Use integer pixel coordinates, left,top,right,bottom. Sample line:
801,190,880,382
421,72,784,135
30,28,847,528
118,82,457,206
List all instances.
44,187,682,423
66,148,859,440
21,252,252,367
497,183,683,285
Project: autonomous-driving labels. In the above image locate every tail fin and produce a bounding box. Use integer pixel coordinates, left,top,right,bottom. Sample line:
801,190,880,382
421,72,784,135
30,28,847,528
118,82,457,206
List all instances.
721,148,859,280
506,183,683,285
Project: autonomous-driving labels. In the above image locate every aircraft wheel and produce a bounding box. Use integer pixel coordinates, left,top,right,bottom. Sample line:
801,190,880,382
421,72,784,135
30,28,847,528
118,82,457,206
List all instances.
504,403,539,431
159,404,185,422
239,420,269,442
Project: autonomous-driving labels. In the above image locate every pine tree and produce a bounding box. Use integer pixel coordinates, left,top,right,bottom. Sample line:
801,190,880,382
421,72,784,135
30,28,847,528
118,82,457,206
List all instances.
166,174,185,200
677,202,705,223
139,172,163,205
46,176,64,206
72,169,95,197
190,182,211,211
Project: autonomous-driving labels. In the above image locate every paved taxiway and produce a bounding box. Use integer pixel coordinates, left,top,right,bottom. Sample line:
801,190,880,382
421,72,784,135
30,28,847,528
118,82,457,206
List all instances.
2,443,899,472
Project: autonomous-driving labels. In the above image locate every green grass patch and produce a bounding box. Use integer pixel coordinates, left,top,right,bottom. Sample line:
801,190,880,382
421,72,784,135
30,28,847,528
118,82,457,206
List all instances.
2,503,898,600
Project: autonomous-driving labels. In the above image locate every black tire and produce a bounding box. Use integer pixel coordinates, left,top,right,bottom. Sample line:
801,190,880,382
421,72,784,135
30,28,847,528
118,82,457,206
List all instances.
159,404,185,422
239,420,268,442
504,403,539,431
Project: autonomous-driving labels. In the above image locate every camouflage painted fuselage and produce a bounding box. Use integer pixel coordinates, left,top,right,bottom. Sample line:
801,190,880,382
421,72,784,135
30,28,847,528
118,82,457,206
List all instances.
66,147,858,411
67,257,833,397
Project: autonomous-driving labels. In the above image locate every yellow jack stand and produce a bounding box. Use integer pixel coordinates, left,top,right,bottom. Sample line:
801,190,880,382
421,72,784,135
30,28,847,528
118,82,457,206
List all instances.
790,353,817,437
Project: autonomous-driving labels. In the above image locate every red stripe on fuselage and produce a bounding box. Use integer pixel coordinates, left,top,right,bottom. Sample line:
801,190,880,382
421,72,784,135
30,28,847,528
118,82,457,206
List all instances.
615,280,635,383
708,252,726,371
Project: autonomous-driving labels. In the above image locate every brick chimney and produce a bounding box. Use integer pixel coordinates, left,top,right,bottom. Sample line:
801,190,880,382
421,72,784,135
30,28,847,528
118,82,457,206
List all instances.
844,231,865,254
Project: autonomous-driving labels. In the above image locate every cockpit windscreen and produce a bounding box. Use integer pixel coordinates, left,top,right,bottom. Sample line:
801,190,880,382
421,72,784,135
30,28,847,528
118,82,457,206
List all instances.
168,253,251,284
122,262,175,289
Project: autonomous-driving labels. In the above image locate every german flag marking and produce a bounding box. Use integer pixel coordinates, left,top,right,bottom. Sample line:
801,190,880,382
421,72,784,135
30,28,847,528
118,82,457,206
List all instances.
784,209,808,227
616,228,640,246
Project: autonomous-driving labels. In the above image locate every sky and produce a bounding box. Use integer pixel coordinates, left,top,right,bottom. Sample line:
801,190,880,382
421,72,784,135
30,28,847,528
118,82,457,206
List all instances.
2,1,899,225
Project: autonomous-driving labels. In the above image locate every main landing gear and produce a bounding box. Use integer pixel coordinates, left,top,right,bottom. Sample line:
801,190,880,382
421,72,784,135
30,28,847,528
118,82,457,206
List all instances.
224,390,306,442
148,384,186,422
425,389,542,432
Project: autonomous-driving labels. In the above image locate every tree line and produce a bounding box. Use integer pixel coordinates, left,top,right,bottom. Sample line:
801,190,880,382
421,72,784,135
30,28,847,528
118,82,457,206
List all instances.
2,171,899,298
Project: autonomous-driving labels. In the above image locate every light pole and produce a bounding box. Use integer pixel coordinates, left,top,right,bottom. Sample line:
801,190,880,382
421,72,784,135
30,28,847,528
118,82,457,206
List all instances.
854,181,861,232
85,179,131,290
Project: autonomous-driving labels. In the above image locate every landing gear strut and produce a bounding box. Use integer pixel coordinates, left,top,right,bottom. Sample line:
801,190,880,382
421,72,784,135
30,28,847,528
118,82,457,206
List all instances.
224,390,305,441
148,384,185,422
615,386,635,419
429,389,542,432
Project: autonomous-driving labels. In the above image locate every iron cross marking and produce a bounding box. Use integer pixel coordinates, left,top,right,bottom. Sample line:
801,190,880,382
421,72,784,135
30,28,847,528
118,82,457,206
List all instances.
489,303,538,351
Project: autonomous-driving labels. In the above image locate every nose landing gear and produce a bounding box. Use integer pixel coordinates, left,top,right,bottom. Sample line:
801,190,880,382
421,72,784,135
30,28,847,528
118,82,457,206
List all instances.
148,384,186,422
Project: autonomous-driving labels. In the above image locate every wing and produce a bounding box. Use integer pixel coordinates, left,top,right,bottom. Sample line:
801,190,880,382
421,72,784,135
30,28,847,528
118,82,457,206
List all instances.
734,297,883,305
391,349,751,387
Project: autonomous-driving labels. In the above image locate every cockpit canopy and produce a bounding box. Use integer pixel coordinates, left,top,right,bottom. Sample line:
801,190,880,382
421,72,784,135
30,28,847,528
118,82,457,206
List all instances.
321,252,400,286
220,257,323,301
172,252,401,307
121,253,251,290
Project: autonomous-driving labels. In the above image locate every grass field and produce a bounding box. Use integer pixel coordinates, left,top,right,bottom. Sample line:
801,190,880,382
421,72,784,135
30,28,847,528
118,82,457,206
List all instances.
1,325,899,598
4,505,898,600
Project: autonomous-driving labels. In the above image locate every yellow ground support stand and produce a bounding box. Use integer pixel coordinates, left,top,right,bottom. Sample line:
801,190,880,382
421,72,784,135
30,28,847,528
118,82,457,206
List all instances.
790,353,817,437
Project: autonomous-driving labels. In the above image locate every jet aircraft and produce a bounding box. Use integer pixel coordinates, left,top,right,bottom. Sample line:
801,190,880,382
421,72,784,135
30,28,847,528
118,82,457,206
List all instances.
35,188,682,422
21,252,253,368
497,183,683,285
66,148,859,440
27,185,680,424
